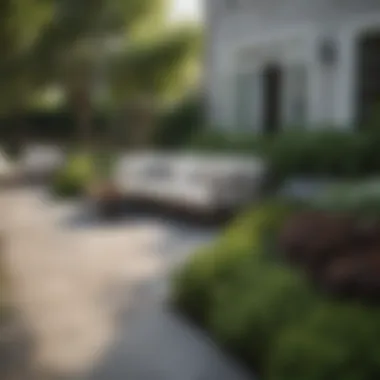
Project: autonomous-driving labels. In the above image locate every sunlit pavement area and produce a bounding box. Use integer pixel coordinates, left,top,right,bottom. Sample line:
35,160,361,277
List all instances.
1,186,252,380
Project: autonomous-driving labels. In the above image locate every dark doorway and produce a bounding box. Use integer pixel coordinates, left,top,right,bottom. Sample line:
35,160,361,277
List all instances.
262,64,282,134
357,31,380,127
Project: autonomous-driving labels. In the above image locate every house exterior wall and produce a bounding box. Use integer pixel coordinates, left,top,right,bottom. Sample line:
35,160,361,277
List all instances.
206,0,380,131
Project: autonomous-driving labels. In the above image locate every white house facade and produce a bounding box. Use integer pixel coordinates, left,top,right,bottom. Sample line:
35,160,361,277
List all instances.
204,0,380,132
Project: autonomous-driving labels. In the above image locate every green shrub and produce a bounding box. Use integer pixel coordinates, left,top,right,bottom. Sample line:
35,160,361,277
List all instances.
172,199,316,373
187,130,268,155
172,200,296,326
209,262,317,372
183,128,380,181
51,153,96,198
265,129,369,182
154,95,203,149
268,303,380,380
172,195,380,380
176,126,380,181
172,244,251,325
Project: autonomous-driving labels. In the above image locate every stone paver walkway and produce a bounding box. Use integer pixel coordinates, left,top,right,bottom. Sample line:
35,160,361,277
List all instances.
1,187,253,380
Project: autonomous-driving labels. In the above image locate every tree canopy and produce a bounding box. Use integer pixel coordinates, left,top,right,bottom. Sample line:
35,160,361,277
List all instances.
0,0,53,113
110,25,202,104
0,0,202,148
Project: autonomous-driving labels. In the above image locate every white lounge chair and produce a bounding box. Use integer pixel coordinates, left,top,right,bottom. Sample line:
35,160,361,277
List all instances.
113,152,265,214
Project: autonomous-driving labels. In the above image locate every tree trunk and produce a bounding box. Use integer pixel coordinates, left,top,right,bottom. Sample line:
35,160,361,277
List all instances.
127,96,156,150
76,88,92,149
67,84,93,152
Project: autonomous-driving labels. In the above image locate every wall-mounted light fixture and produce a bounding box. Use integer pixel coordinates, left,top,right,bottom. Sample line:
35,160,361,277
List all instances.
319,38,338,66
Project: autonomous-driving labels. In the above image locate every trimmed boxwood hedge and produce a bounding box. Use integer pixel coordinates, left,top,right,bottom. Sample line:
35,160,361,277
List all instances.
187,130,268,155
186,128,380,184
264,129,370,181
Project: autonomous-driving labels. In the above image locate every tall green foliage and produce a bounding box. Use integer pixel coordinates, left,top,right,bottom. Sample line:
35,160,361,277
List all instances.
0,0,201,148
110,26,201,102
0,0,53,114
0,0,173,111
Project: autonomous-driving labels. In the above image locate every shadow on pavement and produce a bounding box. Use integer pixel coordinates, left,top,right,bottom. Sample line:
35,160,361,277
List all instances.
82,278,253,380
0,312,36,380
1,186,252,380
57,199,235,232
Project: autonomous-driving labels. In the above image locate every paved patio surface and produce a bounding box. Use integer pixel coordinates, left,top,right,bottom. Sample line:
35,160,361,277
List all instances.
1,186,253,380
